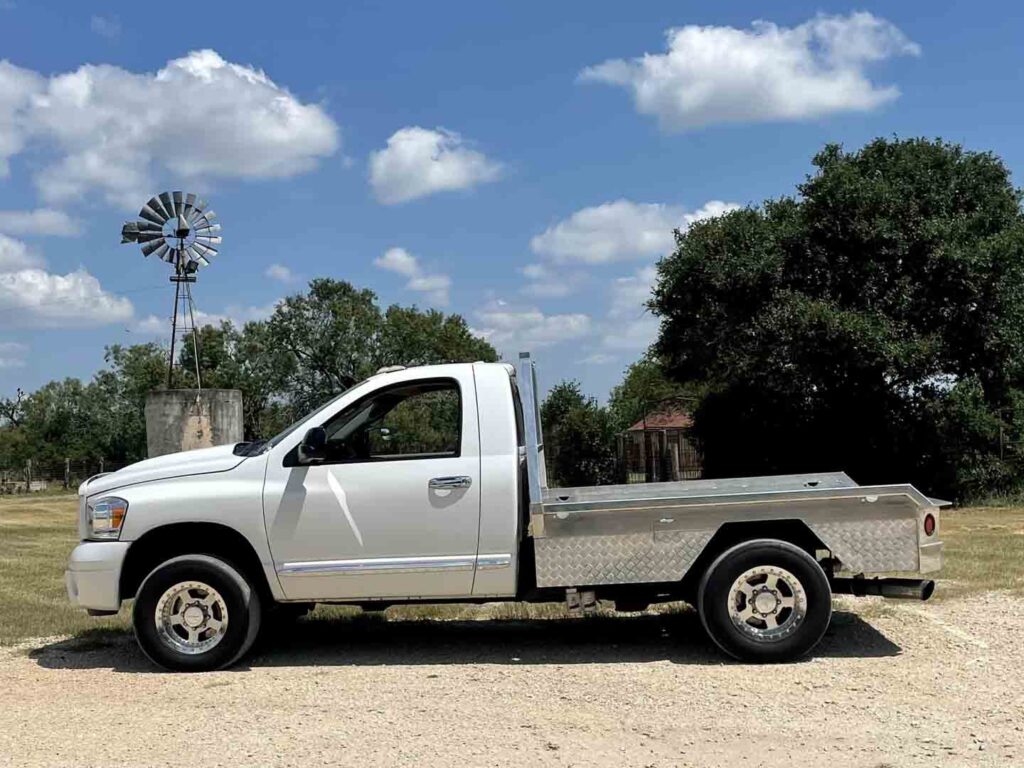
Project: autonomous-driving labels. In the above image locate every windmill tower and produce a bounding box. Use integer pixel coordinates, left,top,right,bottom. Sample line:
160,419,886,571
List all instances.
121,191,222,387
121,192,241,458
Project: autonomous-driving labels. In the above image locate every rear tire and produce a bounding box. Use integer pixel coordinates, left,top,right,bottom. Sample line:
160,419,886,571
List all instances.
132,554,262,672
697,539,831,663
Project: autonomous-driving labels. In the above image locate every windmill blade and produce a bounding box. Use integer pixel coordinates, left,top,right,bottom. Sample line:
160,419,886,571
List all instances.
194,223,221,236
182,192,197,220
198,210,217,225
145,195,170,221
192,243,217,261
185,246,210,267
159,192,176,219
137,231,164,244
139,205,166,227
136,220,163,233
141,238,167,257
120,222,139,243
195,235,222,246
153,243,170,262
172,192,184,216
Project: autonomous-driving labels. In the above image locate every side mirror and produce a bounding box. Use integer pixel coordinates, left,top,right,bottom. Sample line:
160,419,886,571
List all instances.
297,426,327,464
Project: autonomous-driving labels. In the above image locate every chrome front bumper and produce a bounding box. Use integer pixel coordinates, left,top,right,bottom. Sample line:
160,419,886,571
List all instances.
65,541,130,612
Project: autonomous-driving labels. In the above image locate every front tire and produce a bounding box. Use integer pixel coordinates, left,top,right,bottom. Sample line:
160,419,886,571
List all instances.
697,539,831,663
132,554,262,672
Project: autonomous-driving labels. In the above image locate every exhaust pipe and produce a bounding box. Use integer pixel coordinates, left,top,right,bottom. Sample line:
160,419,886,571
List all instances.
832,577,935,601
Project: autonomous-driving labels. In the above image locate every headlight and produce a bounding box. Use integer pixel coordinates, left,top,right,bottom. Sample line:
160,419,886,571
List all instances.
86,497,128,540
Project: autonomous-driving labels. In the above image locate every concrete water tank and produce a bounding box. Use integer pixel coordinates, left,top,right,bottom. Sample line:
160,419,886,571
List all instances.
145,389,244,458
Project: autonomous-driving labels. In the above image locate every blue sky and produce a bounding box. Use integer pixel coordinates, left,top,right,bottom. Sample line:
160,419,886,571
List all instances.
0,0,1021,402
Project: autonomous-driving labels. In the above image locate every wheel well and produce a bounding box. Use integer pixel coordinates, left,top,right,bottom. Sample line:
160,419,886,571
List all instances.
120,523,273,604
679,520,828,599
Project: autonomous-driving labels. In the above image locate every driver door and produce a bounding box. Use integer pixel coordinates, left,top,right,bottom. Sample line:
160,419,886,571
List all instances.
263,371,482,600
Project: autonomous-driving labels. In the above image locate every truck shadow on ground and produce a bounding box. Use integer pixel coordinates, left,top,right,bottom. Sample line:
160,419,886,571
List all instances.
28,609,900,674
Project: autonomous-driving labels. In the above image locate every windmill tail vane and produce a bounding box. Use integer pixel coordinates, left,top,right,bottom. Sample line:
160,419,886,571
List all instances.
121,191,224,388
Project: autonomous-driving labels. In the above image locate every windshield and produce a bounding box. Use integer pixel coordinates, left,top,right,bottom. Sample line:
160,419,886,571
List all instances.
264,379,377,450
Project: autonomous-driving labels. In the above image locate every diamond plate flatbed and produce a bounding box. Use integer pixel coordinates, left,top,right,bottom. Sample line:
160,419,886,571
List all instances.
528,473,943,587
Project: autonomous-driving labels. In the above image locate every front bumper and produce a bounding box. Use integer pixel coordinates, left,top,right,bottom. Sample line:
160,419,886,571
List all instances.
65,541,130,612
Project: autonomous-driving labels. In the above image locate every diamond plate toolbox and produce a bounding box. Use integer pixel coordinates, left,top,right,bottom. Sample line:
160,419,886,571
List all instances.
807,516,920,573
534,530,713,587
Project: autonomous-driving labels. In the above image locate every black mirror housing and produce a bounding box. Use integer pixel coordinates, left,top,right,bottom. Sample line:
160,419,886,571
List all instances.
297,426,327,464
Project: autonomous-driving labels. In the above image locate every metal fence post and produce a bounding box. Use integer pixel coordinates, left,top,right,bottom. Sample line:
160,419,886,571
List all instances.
64,458,70,489
25,458,31,492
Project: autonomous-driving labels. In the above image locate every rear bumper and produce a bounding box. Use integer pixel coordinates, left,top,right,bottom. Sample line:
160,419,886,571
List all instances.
65,541,130,612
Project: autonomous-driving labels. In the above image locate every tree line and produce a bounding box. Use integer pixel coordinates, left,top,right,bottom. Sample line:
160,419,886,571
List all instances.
0,279,497,471
3,137,1023,501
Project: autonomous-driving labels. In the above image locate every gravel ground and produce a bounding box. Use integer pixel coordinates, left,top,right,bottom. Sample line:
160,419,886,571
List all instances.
1,593,1020,768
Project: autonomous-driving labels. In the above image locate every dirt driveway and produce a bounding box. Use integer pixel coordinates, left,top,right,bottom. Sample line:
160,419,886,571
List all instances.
1,594,1019,768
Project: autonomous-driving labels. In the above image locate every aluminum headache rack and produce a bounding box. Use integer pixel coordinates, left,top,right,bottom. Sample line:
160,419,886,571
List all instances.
513,352,945,590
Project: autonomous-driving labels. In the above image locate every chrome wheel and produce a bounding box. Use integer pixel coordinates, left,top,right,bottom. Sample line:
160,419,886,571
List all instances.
728,565,807,642
154,581,229,655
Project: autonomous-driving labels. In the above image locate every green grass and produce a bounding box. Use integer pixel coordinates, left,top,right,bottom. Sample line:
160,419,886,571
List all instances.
0,494,129,644
1,494,1021,645
937,505,1024,598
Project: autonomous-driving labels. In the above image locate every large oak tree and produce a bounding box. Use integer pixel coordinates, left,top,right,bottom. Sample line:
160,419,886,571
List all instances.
652,138,1024,500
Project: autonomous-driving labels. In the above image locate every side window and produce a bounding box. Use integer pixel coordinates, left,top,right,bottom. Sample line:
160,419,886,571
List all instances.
321,380,461,462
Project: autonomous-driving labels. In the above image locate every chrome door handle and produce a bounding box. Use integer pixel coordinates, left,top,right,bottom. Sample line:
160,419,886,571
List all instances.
429,476,473,489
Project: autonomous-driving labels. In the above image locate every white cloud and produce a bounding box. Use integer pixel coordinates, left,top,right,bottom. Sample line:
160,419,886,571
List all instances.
265,263,299,284
0,341,27,368
0,60,43,177
473,300,592,351
600,266,659,352
0,49,339,207
580,13,919,131
519,262,586,299
373,247,451,306
90,15,121,38
0,234,133,328
374,247,420,278
133,301,278,335
369,126,502,204
0,208,81,236
577,352,615,365
0,267,133,328
531,199,739,264
0,233,44,269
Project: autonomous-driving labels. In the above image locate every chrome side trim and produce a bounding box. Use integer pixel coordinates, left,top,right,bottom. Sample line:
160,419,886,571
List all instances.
476,553,512,570
280,554,476,576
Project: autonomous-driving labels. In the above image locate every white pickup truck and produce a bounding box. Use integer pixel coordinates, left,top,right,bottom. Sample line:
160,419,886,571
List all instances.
66,353,944,671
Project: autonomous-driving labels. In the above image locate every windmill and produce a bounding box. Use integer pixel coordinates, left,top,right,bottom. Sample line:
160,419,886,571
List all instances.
121,192,222,387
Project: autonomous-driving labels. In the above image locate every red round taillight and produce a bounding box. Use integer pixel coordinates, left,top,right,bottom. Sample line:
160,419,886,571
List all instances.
923,513,936,537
